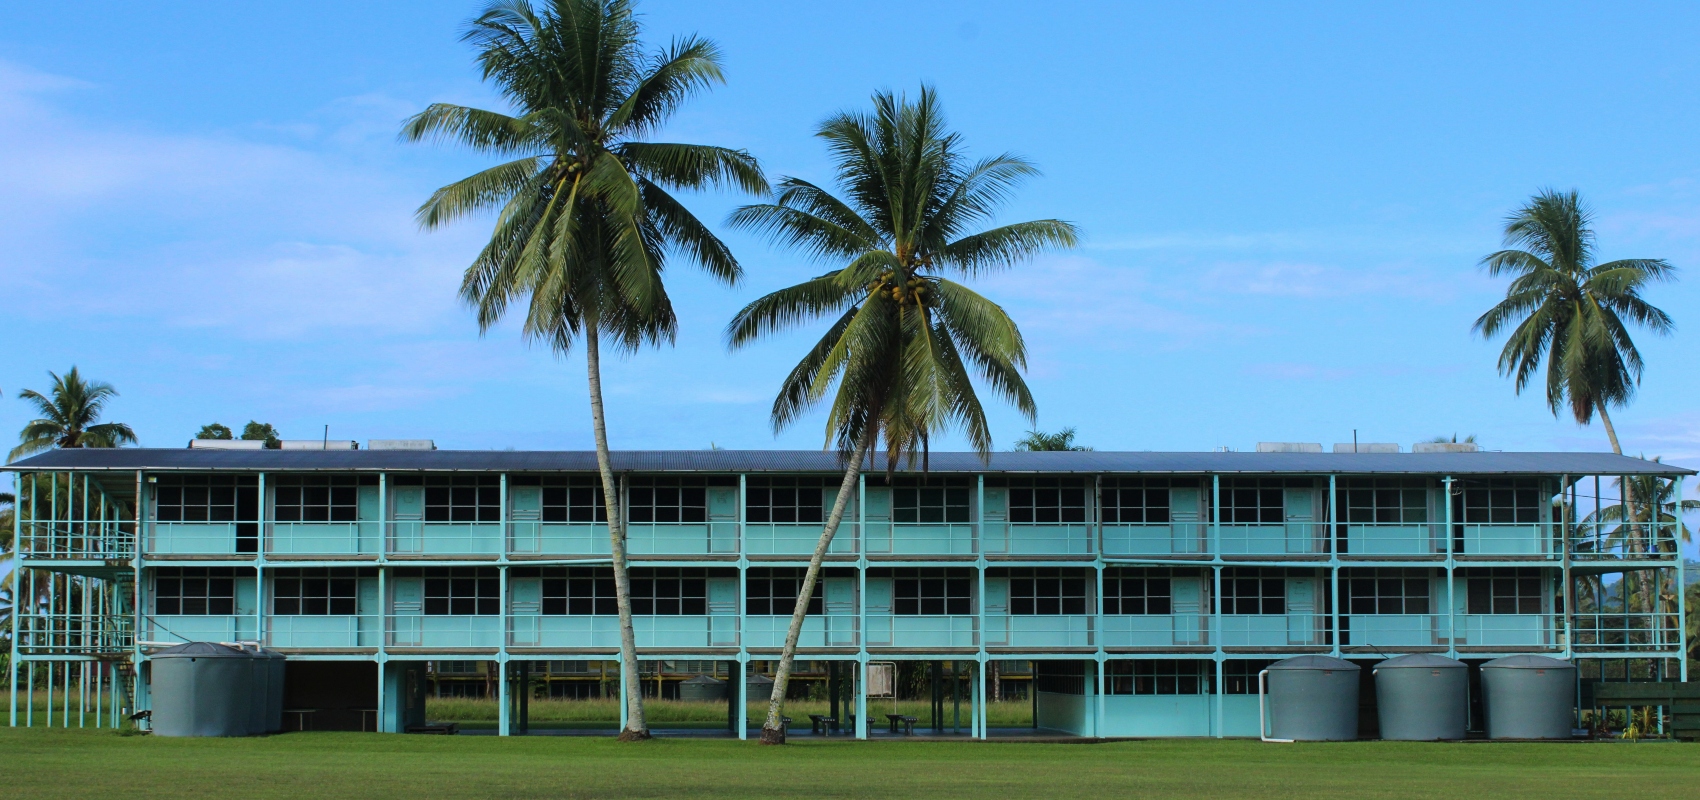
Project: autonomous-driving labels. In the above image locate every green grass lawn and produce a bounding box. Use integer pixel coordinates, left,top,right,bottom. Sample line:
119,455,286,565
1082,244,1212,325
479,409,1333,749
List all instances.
4,727,1697,799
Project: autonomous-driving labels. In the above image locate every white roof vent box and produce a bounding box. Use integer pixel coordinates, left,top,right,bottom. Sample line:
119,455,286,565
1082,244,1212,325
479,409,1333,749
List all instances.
368,439,437,451
1256,442,1323,453
1413,442,1481,454
1332,443,1400,454
280,440,359,450
188,439,266,450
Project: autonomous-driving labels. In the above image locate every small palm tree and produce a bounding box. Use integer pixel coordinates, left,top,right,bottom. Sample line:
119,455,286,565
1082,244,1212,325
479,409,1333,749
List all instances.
403,0,765,740
1014,427,1090,451
1473,190,1675,455
727,86,1076,743
10,367,138,461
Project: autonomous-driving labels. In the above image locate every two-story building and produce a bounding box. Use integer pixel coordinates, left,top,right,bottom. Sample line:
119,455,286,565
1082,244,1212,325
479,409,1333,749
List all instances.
6,446,1688,737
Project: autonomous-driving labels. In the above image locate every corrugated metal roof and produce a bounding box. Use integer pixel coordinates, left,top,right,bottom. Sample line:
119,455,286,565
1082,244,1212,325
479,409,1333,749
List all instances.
3,448,1690,475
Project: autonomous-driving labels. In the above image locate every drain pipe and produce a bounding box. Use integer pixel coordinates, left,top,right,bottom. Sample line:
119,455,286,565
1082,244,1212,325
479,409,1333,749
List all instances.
1258,669,1293,743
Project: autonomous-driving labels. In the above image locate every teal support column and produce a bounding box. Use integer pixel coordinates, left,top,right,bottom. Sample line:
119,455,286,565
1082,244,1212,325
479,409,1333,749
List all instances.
619,662,629,731
375,658,387,733
8,472,18,727
737,656,748,740
1213,653,1224,738
498,561,510,737
1328,474,1339,658
1678,476,1689,682
855,655,867,740
1444,476,1457,659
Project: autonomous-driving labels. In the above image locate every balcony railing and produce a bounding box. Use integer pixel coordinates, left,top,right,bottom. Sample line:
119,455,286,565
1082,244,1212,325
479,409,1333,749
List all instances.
505,615,739,648
1219,614,1326,647
865,614,977,647
14,613,135,655
508,522,611,556
388,522,503,556
1455,614,1556,648
1569,524,1680,561
1570,612,1680,652
145,614,256,644
1341,614,1438,647
147,522,256,556
267,522,380,556
625,522,739,555
864,523,976,556
740,614,858,647
1218,523,1328,556
984,614,1094,647
266,615,380,647
386,614,502,647
1102,523,1206,557
742,523,855,556
983,524,1094,556
1455,523,1555,557
1337,524,1443,557
19,522,135,561
1100,614,1211,647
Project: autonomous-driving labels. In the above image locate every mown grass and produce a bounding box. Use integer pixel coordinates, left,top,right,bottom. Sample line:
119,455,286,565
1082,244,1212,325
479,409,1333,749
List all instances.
425,697,1029,727
4,726,1697,799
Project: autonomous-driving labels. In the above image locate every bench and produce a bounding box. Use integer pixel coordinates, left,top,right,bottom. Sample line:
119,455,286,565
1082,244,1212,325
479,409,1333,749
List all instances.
406,722,460,735
886,714,918,735
809,714,839,736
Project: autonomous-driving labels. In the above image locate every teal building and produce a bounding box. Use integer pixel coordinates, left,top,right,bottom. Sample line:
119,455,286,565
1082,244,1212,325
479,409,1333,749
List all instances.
6,446,1689,737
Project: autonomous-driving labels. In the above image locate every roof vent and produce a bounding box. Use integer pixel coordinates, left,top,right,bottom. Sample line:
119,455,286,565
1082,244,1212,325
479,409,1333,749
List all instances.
189,439,265,450
1256,442,1323,453
1331,443,1400,453
368,439,437,451
1412,442,1480,453
280,440,359,450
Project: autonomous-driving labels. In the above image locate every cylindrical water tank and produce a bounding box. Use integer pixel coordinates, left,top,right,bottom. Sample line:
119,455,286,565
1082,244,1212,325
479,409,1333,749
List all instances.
1481,655,1575,739
678,674,727,702
1374,654,1466,740
263,650,287,733
1265,655,1360,741
149,642,255,737
746,673,774,703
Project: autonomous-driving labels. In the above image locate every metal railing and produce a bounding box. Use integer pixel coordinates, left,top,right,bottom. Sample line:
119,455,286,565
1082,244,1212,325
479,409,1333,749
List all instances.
1569,524,1680,561
19,521,136,560
1336,524,1443,557
983,524,1094,556
14,613,136,655
1101,523,1206,557
740,614,858,647
1341,614,1438,647
266,522,381,556
742,523,856,556
265,615,380,648
144,614,256,644
863,523,977,556
625,522,739,555
983,614,1094,647
1099,614,1212,647
1454,614,1558,648
865,614,978,647
508,522,611,556
504,614,740,648
1454,523,1556,557
1218,614,1327,647
146,521,255,556
1570,612,1681,652
387,522,503,556
1217,523,1328,556
386,614,503,647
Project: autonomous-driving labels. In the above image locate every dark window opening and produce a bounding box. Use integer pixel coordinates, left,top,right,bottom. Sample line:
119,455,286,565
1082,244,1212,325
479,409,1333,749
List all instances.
745,568,823,615
422,567,499,615
629,478,709,524
1345,568,1431,615
746,477,829,524
1221,568,1285,614
423,477,500,523
1465,568,1543,614
890,568,973,615
154,567,239,616
999,568,1088,615
1104,568,1173,615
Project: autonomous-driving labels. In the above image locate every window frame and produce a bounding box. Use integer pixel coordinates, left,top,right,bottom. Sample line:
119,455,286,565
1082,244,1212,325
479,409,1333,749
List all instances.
153,567,238,616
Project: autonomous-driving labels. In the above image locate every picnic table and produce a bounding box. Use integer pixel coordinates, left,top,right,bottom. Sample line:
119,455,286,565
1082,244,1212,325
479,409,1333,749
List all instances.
886,713,918,735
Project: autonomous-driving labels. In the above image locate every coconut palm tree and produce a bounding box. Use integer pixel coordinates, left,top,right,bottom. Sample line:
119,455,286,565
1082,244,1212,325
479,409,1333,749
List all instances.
727,86,1076,743
9,367,138,462
1472,190,1676,455
402,0,765,740
1014,427,1091,451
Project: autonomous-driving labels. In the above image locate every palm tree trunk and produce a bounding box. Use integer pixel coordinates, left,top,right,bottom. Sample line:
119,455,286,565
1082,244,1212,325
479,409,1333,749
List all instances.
760,427,875,745
585,325,649,741
1598,406,1656,621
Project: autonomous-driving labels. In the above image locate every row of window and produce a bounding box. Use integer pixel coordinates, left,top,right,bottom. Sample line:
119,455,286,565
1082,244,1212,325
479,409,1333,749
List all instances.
151,475,1552,525
151,567,1546,617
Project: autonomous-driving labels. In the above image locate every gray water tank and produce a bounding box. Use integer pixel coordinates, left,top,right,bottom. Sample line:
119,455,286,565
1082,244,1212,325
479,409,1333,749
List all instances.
746,673,775,703
246,648,286,734
1374,654,1466,740
1265,655,1359,741
150,642,255,737
1481,655,1575,739
679,675,727,702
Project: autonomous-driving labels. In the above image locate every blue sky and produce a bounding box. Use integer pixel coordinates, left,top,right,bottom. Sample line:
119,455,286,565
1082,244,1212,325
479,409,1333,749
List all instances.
3,0,1699,480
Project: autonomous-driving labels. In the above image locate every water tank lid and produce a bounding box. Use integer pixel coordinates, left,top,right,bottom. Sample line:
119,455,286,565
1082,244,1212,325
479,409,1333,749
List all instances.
150,642,253,659
1267,655,1359,671
1374,654,1465,670
681,675,725,685
1482,655,1573,670
746,674,774,684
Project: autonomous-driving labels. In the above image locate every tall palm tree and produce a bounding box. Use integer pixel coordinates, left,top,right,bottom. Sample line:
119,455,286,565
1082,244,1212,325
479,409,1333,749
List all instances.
1473,190,1676,455
9,367,138,461
402,0,765,740
727,86,1076,743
